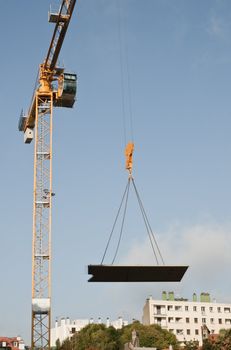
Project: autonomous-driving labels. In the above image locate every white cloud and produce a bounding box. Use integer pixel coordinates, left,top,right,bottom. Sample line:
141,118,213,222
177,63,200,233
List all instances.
120,222,231,264
74,223,231,324
208,15,225,37
206,11,231,41
108,222,231,314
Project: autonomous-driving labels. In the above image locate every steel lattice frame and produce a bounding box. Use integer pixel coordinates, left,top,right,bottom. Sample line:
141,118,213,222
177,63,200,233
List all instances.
31,92,53,350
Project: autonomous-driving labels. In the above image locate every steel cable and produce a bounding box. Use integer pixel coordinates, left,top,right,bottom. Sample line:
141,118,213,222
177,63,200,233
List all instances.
111,178,131,264
131,178,165,265
101,179,130,264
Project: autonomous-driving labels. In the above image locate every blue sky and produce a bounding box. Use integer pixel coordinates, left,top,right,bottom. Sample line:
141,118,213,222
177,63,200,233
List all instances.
1,0,231,343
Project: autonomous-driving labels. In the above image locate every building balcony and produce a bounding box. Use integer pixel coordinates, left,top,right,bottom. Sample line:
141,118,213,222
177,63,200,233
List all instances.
154,312,167,316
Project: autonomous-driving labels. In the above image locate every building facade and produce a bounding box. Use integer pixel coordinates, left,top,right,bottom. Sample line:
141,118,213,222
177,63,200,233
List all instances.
0,337,25,350
51,316,128,346
142,292,231,346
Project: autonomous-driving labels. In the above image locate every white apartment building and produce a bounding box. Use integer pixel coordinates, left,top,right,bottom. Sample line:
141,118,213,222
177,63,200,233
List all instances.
142,292,231,346
51,316,128,346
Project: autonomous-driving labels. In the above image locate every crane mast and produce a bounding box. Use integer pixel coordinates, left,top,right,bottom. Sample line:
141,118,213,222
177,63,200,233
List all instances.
18,2,77,350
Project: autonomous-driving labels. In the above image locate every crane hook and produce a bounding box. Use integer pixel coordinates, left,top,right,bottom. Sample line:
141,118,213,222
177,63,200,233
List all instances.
125,142,134,176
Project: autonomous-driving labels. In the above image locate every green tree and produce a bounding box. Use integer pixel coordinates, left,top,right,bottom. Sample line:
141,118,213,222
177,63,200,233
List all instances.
119,321,179,349
70,323,119,350
202,339,216,350
60,337,73,350
55,338,61,350
215,328,231,350
201,329,231,350
59,321,179,350
184,340,199,350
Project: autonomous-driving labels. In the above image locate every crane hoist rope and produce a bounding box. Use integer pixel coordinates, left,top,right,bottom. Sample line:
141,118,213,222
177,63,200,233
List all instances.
116,0,134,148
101,142,164,266
88,143,188,282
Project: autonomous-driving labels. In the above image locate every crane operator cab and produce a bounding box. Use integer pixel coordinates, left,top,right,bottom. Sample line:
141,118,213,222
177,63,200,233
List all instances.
18,72,77,143
55,72,77,108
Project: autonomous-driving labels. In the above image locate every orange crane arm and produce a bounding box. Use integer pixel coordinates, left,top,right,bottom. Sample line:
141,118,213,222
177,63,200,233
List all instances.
24,0,76,132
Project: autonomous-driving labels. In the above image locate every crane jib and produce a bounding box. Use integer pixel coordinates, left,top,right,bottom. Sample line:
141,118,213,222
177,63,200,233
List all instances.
18,0,77,141
45,0,76,71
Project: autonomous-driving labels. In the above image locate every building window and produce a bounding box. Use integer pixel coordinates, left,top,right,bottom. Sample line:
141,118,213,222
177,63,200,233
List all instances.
185,306,189,311
156,317,162,326
168,317,174,323
202,318,206,324
218,318,222,324
71,327,76,334
187,329,190,335
225,319,231,325
217,307,221,313
224,307,231,313
193,306,197,311
156,306,162,315
194,318,198,323
167,305,173,311
176,329,183,335
210,318,214,324
201,306,205,312
195,329,199,335
175,305,182,311
169,329,174,333
209,307,213,312
186,317,190,323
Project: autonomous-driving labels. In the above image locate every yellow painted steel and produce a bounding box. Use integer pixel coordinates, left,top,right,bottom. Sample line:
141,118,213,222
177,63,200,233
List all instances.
31,92,53,350
125,142,134,175
19,2,76,349
25,0,76,132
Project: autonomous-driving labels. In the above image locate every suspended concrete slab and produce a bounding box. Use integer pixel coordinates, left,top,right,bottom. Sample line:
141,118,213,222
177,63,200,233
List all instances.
88,265,188,282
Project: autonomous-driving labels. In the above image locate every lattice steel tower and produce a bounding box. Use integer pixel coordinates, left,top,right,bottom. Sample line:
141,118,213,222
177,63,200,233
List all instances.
18,2,77,349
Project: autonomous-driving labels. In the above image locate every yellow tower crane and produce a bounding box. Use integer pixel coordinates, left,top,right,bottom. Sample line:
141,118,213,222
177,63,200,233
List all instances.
18,2,77,349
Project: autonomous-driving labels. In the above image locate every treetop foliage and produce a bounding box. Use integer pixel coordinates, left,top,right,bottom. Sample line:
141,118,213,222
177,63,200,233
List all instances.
58,321,179,350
